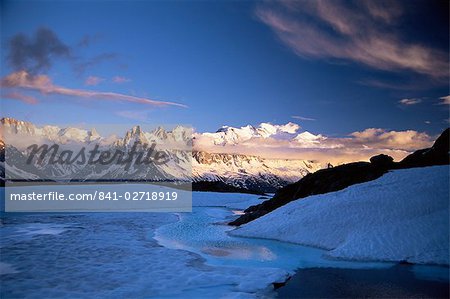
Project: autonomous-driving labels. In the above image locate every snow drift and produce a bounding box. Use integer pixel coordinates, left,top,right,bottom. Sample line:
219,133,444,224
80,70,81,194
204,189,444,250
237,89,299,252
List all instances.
232,165,450,265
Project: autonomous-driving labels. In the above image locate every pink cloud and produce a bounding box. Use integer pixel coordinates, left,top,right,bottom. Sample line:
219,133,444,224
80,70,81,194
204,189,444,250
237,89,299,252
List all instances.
439,95,450,105
349,128,431,151
1,71,187,108
398,98,421,106
112,76,131,83
84,76,104,86
255,2,448,79
292,115,316,121
1,91,38,104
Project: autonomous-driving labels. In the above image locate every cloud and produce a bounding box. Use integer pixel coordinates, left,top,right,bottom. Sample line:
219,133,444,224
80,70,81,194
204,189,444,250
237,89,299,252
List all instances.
260,122,300,134
194,122,434,165
348,128,431,151
74,53,118,75
0,71,188,108
112,76,131,83
7,27,71,74
399,98,421,105
357,78,422,90
1,91,38,104
439,95,450,105
6,28,120,76
361,0,403,24
292,115,316,121
77,33,102,48
84,76,104,86
256,1,448,78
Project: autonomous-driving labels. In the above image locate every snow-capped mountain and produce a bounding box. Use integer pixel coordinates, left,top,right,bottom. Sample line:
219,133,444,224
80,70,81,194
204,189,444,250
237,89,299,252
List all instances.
1,117,101,144
114,125,149,147
1,118,323,191
192,151,321,191
197,122,301,146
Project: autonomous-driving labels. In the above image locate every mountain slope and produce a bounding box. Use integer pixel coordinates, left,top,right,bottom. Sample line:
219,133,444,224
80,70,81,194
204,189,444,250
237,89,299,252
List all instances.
192,151,321,192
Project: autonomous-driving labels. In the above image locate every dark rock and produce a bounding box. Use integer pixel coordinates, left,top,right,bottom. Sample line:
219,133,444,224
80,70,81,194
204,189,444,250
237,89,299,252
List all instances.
370,154,394,169
398,128,449,168
192,180,265,195
273,276,291,289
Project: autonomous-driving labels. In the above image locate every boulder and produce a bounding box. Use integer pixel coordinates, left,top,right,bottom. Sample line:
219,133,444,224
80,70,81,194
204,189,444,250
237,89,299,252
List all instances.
370,154,394,169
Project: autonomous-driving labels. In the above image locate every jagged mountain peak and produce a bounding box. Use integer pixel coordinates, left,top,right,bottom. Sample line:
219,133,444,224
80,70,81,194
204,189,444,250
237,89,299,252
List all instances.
88,128,101,142
116,125,149,147
1,117,37,135
131,125,142,135
1,118,325,192
202,122,303,146
152,126,167,139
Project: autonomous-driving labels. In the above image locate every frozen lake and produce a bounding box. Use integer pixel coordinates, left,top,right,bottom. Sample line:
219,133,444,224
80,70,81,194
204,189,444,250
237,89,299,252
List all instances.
1,190,448,298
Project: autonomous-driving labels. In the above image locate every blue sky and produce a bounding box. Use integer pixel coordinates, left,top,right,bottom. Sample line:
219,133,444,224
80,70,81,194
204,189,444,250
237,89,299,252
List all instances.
1,0,449,137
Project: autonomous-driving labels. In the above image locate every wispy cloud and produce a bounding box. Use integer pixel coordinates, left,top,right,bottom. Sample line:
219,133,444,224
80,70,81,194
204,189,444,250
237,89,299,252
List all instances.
77,33,102,48
357,78,421,90
256,0,448,79
74,53,118,75
1,71,188,108
1,91,38,104
292,115,316,121
84,76,104,86
439,95,450,105
399,98,421,106
112,76,131,83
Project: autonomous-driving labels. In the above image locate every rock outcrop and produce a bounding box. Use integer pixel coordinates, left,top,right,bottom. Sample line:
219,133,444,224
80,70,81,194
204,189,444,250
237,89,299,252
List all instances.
397,128,449,168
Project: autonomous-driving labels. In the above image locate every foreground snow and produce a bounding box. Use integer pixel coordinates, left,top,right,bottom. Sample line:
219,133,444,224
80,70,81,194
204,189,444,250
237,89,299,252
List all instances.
232,165,450,265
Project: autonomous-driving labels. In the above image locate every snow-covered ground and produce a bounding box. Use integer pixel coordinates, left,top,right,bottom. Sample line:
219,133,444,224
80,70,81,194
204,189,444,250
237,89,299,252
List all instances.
155,195,391,272
1,180,448,298
232,165,450,265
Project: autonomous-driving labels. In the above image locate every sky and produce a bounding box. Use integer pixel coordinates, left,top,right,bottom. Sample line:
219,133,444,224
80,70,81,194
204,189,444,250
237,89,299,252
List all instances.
0,0,449,154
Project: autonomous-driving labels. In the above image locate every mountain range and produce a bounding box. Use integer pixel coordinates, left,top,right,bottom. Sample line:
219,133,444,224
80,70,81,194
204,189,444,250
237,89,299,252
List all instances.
0,118,323,191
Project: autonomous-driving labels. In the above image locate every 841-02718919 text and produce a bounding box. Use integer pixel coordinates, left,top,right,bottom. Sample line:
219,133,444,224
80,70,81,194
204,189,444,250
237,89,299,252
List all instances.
9,191,179,201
